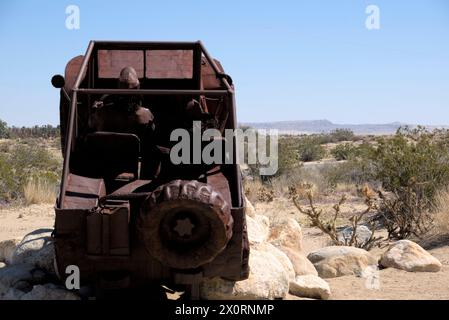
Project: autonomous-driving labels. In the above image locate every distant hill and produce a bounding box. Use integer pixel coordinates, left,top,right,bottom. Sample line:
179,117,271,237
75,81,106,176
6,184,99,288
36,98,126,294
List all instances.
239,119,449,135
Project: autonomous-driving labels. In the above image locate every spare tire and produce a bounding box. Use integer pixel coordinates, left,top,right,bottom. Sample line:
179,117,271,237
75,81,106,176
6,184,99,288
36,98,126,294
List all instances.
136,180,233,269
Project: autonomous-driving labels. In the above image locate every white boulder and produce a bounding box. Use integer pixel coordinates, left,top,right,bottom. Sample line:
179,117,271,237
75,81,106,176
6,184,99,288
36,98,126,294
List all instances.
246,215,270,245
269,218,303,252
380,240,442,272
278,246,318,276
201,245,290,300
337,225,373,247
11,229,55,274
307,246,378,278
289,275,331,300
0,238,21,264
245,197,256,218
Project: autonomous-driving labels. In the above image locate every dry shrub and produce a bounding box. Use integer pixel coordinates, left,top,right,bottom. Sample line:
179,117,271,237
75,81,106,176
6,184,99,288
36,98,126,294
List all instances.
244,179,275,203
287,183,318,200
257,185,275,202
293,185,384,250
335,182,358,196
23,178,57,205
433,187,449,235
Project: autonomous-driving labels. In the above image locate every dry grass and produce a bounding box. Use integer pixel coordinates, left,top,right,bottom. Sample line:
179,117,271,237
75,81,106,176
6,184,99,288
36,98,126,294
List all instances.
23,178,57,205
433,187,449,235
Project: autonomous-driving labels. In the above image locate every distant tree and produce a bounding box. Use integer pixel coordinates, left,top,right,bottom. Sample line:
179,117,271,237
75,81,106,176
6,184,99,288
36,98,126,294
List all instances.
0,119,10,139
8,124,60,139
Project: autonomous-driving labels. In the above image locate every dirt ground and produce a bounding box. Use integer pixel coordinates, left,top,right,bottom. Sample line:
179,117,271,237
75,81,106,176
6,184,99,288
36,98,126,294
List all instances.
1,200,449,300
0,203,55,242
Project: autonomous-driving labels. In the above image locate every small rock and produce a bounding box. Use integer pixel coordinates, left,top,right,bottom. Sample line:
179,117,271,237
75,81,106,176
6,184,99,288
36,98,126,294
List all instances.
278,246,318,276
337,226,373,247
289,275,331,300
201,246,289,300
380,240,442,272
0,238,21,264
11,229,55,274
307,246,378,278
269,218,303,251
20,283,80,300
247,215,270,245
0,262,5,269
245,197,256,218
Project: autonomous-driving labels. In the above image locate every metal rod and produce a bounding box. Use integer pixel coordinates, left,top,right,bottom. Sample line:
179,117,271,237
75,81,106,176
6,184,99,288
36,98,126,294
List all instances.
75,88,228,96
93,41,197,51
198,41,232,91
74,41,95,89
58,92,77,208
227,90,242,207
58,42,95,207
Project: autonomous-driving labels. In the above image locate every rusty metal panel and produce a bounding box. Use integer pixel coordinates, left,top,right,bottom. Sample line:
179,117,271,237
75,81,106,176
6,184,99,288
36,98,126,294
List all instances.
146,50,193,79
62,173,106,209
86,202,130,256
98,50,144,78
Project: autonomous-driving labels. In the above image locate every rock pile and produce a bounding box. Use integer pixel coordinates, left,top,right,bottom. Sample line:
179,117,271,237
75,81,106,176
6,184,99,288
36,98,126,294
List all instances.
201,197,329,300
0,229,79,300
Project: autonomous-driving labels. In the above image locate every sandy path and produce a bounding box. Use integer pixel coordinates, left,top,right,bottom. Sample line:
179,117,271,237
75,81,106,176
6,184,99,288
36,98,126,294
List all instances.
0,204,55,241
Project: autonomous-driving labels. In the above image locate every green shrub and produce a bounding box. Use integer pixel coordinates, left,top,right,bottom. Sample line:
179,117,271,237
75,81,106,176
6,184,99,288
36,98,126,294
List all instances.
352,127,449,239
373,127,449,200
298,136,325,162
323,160,373,189
0,142,61,203
0,119,9,139
317,129,357,144
330,128,356,142
331,143,358,161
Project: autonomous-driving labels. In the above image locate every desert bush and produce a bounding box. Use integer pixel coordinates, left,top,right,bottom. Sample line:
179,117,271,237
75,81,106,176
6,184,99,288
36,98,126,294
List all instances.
331,143,358,161
0,119,10,139
0,140,13,153
244,178,275,203
372,127,449,198
329,128,356,142
0,142,61,203
293,185,383,250
317,129,357,144
298,136,325,162
432,186,449,235
323,157,375,189
277,136,302,173
23,177,57,205
246,134,303,180
370,127,449,238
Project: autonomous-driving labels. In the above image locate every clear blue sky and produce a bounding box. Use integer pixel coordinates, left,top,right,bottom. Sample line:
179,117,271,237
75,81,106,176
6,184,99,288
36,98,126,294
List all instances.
0,0,448,126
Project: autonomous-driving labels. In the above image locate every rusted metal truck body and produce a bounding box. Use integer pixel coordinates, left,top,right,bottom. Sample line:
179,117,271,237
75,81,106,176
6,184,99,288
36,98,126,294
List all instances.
52,41,249,298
